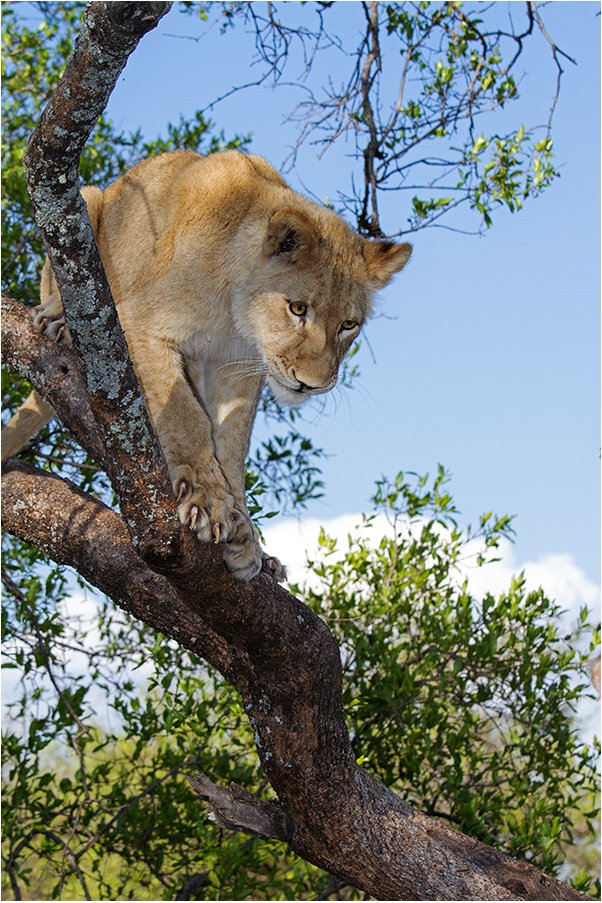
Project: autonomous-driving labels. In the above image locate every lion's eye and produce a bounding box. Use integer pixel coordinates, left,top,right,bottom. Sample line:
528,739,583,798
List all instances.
341,319,358,331
289,301,308,317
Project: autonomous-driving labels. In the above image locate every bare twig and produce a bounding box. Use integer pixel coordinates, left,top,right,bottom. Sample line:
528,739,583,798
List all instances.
528,0,577,131
359,1,383,236
45,830,93,902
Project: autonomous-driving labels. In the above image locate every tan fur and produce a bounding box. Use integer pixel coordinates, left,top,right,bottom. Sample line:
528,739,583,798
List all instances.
2,150,411,580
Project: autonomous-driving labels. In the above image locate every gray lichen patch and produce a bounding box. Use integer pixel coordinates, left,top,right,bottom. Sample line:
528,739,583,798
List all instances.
19,0,180,558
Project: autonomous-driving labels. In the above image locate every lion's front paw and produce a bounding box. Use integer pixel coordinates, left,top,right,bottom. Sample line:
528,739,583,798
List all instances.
171,465,263,581
172,464,238,544
221,519,264,582
32,295,70,345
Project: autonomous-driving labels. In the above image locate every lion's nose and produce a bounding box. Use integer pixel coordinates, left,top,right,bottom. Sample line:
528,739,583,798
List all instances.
292,369,322,392
292,368,335,395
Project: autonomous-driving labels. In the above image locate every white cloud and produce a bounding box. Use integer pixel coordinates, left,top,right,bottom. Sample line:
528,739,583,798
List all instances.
262,512,393,589
456,538,600,622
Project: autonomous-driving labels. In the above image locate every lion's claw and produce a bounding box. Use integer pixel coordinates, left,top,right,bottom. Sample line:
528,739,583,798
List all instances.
168,464,274,581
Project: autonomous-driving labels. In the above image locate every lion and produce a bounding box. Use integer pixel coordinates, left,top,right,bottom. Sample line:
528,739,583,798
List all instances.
2,150,412,580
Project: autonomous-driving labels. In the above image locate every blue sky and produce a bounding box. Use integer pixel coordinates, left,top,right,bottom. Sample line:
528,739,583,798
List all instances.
18,2,602,594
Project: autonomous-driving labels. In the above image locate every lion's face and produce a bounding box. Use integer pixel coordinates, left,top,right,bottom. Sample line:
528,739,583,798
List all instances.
232,207,412,407
245,286,366,407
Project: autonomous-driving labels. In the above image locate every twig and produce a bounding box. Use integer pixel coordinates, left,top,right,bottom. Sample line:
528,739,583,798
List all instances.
357,1,383,236
528,1,576,132
45,830,93,902
31,452,102,472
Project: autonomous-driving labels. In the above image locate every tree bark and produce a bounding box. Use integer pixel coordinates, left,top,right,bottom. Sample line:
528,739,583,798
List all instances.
22,0,179,563
1,3,591,900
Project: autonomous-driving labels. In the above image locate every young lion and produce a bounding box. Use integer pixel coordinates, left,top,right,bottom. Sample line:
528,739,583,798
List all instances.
2,150,411,581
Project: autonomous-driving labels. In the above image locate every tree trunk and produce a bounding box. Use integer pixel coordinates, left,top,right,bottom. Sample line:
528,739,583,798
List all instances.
1,3,591,900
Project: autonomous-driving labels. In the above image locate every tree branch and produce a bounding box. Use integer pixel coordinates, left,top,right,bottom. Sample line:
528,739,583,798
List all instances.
1,291,106,464
359,0,383,236
187,774,293,843
0,459,252,693
22,1,179,563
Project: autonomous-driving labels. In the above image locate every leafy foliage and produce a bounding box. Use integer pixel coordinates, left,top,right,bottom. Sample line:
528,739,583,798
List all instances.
3,472,599,899
2,560,334,900
297,470,600,889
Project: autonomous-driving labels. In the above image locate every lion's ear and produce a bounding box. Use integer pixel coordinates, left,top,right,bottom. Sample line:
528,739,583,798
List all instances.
264,209,317,262
363,240,412,289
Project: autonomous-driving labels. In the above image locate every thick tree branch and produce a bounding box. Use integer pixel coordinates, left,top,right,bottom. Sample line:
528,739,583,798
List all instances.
22,1,179,562
0,460,251,693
